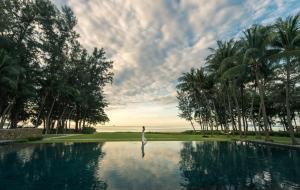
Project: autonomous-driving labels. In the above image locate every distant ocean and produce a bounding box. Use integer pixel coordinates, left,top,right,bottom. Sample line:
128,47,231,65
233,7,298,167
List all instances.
96,125,192,132
96,125,286,132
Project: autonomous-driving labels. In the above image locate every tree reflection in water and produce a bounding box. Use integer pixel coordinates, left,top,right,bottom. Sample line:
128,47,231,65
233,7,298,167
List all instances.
179,141,300,190
0,143,107,190
0,142,299,190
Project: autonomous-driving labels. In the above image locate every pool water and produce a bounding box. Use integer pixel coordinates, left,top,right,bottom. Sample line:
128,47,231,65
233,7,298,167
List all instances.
0,141,299,190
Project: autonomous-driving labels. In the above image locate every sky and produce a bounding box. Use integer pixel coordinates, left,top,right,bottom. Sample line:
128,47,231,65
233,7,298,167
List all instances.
53,0,300,128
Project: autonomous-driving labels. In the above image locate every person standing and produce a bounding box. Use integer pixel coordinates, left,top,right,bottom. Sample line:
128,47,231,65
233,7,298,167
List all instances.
141,126,147,145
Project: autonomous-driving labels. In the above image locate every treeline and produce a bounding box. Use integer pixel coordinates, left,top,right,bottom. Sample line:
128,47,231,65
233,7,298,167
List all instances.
0,0,113,133
177,13,300,144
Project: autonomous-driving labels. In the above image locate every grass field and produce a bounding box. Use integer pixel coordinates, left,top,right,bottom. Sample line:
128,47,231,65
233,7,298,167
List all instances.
33,132,300,145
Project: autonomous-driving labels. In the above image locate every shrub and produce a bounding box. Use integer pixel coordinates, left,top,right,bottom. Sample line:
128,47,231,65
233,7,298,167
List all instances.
81,127,96,134
27,136,43,141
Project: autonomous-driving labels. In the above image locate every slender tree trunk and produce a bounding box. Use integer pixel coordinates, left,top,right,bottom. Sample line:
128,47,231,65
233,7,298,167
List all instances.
43,118,46,131
282,115,289,131
240,85,247,134
220,123,224,131
64,120,68,134
66,108,74,132
279,117,285,131
227,88,236,132
190,120,196,132
56,107,66,134
82,110,87,128
285,59,298,145
255,68,270,141
212,100,219,131
197,118,203,131
79,119,82,130
0,102,13,129
68,119,71,130
34,92,48,128
9,97,21,129
46,96,57,134
268,117,273,132
250,91,258,136
222,92,230,132
232,82,242,138
75,107,79,132
245,117,249,133
75,118,79,132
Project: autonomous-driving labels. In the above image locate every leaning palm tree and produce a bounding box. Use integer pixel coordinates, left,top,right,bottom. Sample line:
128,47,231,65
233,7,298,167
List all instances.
271,13,300,144
242,25,277,141
207,40,247,137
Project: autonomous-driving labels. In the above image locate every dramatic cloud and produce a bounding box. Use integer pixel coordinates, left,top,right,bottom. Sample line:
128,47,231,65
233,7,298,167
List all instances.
53,0,300,126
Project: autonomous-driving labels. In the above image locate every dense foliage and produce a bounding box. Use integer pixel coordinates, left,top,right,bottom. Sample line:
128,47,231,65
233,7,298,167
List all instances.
177,13,300,144
0,0,113,133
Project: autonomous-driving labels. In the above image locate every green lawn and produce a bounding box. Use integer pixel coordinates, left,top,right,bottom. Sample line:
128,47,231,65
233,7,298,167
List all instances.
32,132,300,145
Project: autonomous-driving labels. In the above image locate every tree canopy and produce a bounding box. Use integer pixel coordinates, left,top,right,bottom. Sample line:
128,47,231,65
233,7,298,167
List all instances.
177,13,300,144
0,0,113,133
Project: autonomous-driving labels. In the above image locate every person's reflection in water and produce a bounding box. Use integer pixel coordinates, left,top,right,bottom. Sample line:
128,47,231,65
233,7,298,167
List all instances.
141,126,147,158
141,142,145,158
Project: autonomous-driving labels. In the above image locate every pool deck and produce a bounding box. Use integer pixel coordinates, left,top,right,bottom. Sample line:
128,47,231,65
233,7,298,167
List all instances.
246,140,300,150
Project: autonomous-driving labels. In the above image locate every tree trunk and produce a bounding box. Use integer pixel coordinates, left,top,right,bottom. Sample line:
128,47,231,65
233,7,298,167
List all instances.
240,85,247,134
285,59,298,145
222,92,230,132
245,117,249,134
34,92,48,128
250,90,258,136
0,102,13,129
45,96,57,134
190,120,196,132
75,118,79,132
10,98,21,128
56,107,66,134
227,88,236,132
232,82,243,138
255,68,270,141
197,118,203,131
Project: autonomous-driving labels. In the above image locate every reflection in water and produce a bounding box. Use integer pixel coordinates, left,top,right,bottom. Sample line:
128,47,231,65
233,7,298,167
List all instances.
98,142,182,190
0,143,107,190
179,141,300,190
141,142,145,158
0,142,299,190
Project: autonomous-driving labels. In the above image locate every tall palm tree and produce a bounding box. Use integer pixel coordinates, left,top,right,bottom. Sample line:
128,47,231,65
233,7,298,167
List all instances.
272,13,300,144
207,40,247,137
242,25,275,141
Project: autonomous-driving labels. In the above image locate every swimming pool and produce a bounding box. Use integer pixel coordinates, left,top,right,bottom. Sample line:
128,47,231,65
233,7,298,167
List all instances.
0,141,299,190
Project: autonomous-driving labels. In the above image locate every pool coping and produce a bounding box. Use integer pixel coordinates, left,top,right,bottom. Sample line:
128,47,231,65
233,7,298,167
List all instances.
245,140,300,150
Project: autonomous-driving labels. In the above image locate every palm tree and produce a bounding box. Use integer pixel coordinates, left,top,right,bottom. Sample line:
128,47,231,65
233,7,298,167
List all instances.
207,40,248,137
241,25,276,141
271,13,300,144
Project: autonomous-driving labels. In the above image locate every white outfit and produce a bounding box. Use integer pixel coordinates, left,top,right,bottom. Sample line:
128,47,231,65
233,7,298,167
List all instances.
142,131,147,144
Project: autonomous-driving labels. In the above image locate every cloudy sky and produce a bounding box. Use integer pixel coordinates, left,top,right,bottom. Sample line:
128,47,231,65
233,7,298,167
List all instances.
53,0,300,127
